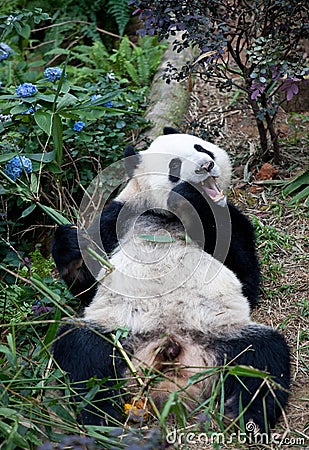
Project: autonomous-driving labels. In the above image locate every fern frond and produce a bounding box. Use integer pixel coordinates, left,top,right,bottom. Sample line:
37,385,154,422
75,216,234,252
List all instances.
107,0,132,36
91,41,110,71
118,36,132,60
124,61,141,86
136,52,150,86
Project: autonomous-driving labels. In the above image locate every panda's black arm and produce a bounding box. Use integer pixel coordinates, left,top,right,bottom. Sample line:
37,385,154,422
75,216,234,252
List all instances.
52,322,127,425
215,325,290,433
52,200,124,306
225,203,260,308
169,182,260,309
51,224,97,307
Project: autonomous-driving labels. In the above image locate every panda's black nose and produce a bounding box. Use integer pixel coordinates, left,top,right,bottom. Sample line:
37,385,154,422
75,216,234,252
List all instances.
205,161,214,172
195,161,214,174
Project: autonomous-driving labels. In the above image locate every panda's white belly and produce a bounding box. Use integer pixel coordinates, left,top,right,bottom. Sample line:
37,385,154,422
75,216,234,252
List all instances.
84,238,251,335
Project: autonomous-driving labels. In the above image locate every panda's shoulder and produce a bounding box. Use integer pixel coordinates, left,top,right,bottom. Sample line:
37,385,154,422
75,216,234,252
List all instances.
227,201,255,233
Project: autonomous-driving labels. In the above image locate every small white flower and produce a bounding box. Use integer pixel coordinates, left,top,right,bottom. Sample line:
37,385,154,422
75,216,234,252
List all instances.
106,72,116,82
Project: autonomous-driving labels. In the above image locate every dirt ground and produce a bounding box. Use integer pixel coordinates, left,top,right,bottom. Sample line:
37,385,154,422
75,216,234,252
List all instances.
177,77,309,449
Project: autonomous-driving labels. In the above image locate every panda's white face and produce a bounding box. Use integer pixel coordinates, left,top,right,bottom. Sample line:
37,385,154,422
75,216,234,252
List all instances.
117,134,232,209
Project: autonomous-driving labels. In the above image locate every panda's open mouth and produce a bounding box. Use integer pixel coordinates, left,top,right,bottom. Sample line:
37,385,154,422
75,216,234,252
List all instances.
200,176,225,204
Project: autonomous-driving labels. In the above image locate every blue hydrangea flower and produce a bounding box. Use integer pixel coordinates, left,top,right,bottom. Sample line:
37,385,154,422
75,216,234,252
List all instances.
91,95,113,107
73,121,85,132
0,43,12,61
16,83,37,98
21,107,35,115
44,67,64,82
5,155,32,181
91,94,102,102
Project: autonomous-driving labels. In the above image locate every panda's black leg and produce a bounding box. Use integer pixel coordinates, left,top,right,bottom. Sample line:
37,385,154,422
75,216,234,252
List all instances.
53,322,127,425
217,325,290,433
52,224,97,307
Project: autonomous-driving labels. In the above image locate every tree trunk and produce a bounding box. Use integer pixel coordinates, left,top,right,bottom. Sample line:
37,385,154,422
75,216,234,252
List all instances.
264,111,280,164
248,95,269,160
258,93,280,164
142,34,195,142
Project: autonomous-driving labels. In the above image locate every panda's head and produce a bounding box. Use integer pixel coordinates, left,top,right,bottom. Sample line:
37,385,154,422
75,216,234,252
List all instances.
117,129,232,210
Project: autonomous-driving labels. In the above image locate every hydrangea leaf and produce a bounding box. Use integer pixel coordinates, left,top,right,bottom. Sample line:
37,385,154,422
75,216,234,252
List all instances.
35,93,56,103
19,23,31,40
10,105,30,115
34,111,52,136
56,93,78,111
0,153,17,163
26,151,55,163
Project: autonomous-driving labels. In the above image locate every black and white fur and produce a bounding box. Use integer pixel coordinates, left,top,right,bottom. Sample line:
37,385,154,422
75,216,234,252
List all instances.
52,130,290,431
53,128,260,309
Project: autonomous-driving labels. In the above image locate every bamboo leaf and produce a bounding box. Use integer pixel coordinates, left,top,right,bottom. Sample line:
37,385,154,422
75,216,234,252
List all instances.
228,365,270,378
49,403,75,423
21,204,36,218
30,173,38,193
287,186,309,205
43,307,61,348
0,421,28,448
138,234,176,243
52,114,63,165
37,204,70,225
159,392,176,424
0,408,22,418
283,170,309,195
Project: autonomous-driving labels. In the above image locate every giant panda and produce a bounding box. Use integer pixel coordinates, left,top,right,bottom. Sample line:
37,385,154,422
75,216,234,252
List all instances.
52,130,290,432
53,127,260,310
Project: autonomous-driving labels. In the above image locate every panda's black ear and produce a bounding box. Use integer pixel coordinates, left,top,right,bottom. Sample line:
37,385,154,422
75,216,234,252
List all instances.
124,145,140,177
163,126,180,135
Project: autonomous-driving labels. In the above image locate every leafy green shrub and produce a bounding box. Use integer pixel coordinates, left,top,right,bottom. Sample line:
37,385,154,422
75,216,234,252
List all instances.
0,8,166,446
0,283,33,323
0,0,164,386
131,0,309,163
0,247,76,325
0,7,164,239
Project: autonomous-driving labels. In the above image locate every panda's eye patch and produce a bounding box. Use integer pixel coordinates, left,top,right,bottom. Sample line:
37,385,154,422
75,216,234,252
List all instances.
169,157,182,183
194,144,215,160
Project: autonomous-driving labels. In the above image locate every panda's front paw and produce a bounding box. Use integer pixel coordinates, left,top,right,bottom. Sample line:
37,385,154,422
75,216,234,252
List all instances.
167,188,205,245
52,224,81,270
